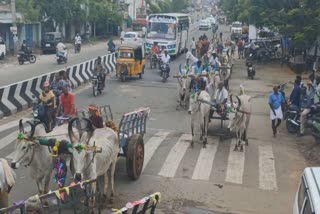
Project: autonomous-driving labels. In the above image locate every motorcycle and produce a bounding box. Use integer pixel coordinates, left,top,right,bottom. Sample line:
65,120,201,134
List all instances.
91,73,105,97
160,62,170,83
150,53,158,69
74,43,81,53
286,103,320,134
17,49,36,65
307,117,320,144
246,54,255,79
56,51,68,64
108,45,116,53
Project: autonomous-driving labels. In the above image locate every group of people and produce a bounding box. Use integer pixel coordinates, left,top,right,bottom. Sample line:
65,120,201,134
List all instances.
269,74,319,137
38,56,107,131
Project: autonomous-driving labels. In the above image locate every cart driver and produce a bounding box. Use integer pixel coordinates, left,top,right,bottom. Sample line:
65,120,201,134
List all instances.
88,104,104,129
212,81,228,117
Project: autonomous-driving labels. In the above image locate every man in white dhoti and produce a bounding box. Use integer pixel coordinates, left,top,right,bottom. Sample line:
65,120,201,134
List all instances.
269,85,285,136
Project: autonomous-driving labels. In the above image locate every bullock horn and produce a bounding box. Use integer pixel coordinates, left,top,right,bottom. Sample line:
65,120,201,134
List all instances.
68,117,80,144
25,121,36,139
78,118,94,139
19,119,24,134
179,64,182,75
230,94,241,111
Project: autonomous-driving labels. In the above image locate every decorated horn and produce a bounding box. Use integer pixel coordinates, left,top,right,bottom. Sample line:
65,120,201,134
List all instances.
19,119,24,134
68,117,80,144
26,121,35,139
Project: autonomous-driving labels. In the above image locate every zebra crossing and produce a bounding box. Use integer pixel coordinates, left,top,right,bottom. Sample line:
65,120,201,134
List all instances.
0,120,278,192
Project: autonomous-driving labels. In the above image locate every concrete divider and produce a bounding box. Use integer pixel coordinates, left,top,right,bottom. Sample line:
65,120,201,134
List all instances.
0,53,116,118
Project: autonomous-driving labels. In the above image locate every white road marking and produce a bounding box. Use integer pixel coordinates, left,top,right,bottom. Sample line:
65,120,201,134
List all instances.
191,139,218,180
259,144,277,190
225,139,245,184
142,131,170,172
0,118,29,132
158,134,191,178
0,132,18,150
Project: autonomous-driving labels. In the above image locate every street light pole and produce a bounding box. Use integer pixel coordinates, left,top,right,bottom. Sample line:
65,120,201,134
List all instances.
10,0,18,54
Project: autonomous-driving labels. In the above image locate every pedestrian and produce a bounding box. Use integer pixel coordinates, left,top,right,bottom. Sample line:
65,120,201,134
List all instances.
219,32,223,41
307,74,316,104
299,86,312,137
197,38,202,58
269,85,285,136
237,39,244,59
190,37,196,57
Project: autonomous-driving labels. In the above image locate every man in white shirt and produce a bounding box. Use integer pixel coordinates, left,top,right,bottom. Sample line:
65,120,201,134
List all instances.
161,50,171,64
186,48,198,66
56,41,67,58
213,81,228,116
74,33,81,45
161,50,171,76
190,37,196,56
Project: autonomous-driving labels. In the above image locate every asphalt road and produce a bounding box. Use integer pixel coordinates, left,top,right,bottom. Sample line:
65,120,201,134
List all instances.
0,23,307,214
0,11,202,87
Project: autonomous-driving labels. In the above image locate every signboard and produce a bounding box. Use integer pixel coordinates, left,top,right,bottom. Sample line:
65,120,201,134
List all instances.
10,27,17,34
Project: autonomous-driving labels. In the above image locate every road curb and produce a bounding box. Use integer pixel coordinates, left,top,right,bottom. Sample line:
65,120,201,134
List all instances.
0,53,116,119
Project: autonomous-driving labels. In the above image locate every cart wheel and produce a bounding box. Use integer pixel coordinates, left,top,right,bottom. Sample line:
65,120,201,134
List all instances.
126,134,144,180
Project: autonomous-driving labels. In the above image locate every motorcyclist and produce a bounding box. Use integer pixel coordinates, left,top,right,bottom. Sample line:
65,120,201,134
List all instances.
151,42,160,55
151,42,160,64
57,86,76,118
94,56,106,89
56,41,67,59
88,104,104,129
107,39,116,53
160,50,171,76
74,33,81,51
20,40,30,59
39,81,56,131
50,73,62,106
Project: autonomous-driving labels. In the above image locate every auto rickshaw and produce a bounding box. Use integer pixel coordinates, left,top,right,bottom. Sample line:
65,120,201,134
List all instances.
116,43,146,82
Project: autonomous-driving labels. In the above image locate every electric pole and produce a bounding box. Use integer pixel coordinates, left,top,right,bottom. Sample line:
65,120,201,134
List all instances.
10,0,18,54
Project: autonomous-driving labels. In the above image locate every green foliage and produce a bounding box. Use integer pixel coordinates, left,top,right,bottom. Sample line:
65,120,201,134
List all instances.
220,0,320,48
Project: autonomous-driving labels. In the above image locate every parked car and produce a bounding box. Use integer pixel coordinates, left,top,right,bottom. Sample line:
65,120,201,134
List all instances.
41,32,63,54
0,36,6,60
122,32,144,44
293,167,320,214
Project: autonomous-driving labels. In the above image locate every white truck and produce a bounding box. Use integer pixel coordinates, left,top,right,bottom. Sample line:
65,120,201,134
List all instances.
231,21,242,34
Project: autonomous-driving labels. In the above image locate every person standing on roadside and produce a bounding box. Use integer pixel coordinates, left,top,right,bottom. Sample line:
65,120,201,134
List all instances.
269,85,285,137
299,86,312,137
190,37,196,57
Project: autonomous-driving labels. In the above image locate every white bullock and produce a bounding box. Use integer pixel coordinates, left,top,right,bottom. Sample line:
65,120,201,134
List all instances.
11,120,73,195
69,118,119,201
177,64,191,109
228,86,252,152
0,159,16,209
188,90,211,148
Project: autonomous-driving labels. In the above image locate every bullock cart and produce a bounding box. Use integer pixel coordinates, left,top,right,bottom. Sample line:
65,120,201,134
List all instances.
76,105,150,180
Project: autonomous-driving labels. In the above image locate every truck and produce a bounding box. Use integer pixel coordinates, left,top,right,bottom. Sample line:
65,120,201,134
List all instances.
230,21,242,41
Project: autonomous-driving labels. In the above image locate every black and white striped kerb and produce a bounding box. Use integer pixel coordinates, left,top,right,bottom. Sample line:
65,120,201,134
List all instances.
0,53,116,118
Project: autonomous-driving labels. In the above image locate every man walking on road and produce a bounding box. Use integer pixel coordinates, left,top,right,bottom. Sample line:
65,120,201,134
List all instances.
269,85,285,136
190,37,196,57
